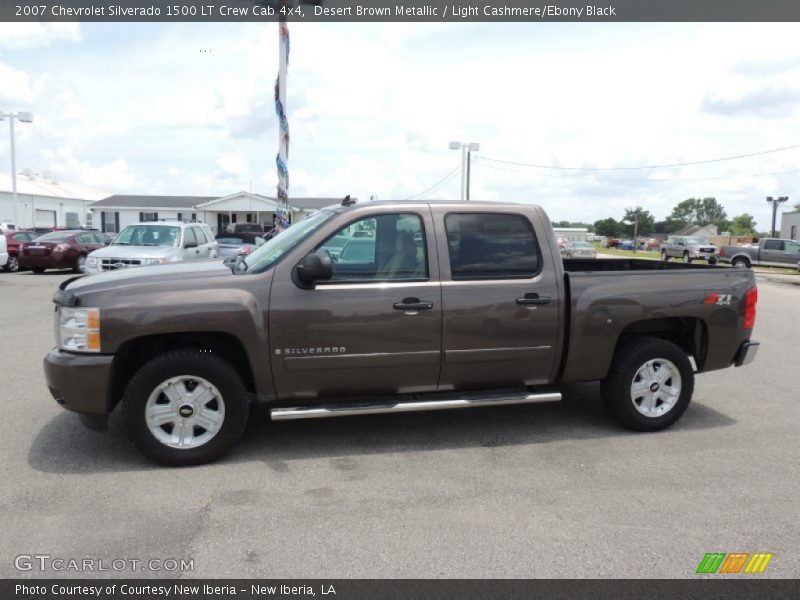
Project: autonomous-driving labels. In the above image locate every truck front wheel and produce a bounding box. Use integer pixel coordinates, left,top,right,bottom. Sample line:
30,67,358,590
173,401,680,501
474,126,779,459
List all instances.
601,337,694,432
122,350,250,466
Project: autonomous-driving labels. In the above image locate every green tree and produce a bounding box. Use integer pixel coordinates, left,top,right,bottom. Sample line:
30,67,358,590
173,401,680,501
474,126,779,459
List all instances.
553,220,594,231
622,207,655,237
729,213,758,236
593,217,622,238
668,197,728,230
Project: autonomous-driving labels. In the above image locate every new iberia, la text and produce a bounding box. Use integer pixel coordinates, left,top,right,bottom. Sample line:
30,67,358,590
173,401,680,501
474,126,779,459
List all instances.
17,583,336,597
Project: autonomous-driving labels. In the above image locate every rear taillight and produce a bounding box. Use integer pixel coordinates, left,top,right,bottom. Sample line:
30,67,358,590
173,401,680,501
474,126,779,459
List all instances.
54,243,70,252
744,286,757,329
238,246,252,256
718,247,725,257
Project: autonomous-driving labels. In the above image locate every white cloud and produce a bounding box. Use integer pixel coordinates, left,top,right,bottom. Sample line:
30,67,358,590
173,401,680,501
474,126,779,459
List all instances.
0,62,41,103
0,23,81,49
3,22,800,229
46,147,140,191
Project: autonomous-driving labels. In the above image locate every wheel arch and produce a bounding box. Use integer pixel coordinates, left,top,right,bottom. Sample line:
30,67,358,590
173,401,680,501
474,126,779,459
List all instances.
108,332,262,413
730,253,752,267
614,316,707,370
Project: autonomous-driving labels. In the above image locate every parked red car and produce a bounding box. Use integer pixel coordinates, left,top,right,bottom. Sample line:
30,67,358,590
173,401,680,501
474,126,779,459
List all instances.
2,230,40,272
19,230,106,274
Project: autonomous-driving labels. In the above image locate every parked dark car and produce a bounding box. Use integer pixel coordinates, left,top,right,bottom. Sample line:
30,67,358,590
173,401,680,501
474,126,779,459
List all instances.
19,230,105,273
227,222,264,234
215,233,265,262
2,230,39,272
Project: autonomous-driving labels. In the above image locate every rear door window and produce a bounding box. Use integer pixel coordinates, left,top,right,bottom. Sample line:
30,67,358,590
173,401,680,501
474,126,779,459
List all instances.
193,227,209,244
763,240,783,250
183,227,197,247
445,213,540,280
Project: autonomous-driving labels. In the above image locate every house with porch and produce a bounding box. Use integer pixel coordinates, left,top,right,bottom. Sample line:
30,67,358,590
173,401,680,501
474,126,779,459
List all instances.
89,192,345,234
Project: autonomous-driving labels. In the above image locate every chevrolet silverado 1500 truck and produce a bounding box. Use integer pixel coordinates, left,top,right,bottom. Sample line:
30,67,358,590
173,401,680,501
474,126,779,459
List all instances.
44,200,760,465
660,236,718,264
717,238,800,270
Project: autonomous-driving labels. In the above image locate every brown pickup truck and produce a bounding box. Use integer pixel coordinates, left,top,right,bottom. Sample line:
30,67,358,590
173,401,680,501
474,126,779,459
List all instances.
44,200,760,465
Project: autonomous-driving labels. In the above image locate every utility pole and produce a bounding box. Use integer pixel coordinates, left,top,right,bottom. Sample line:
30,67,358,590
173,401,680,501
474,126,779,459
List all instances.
766,196,788,238
449,141,480,201
0,111,34,227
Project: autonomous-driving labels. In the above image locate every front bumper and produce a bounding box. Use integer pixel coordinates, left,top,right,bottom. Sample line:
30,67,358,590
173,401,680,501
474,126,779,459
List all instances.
44,348,114,417
734,340,760,367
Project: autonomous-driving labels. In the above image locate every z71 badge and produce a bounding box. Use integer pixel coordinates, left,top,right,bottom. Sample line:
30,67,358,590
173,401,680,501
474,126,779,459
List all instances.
704,293,732,306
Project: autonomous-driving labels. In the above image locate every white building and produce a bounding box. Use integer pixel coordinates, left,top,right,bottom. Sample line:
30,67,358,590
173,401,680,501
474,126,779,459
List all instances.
780,211,800,241
552,227,589,243
89,192,344,234
0,171,109,229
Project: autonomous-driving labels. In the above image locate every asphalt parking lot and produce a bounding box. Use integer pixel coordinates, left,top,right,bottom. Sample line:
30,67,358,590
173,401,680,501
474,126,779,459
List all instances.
0,269,798,579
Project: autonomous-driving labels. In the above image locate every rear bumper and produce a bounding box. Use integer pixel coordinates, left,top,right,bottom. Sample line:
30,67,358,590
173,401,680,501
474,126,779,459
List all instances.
734,340,760,367
43,348,114,417
20,255,72,269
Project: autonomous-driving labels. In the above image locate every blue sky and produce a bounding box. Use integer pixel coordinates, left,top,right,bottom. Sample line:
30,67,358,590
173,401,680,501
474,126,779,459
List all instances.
1,21,800,229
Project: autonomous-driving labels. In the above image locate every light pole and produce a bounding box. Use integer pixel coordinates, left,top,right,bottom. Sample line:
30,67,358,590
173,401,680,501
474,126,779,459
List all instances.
449,141,480,201
0,110,34,227
766,196,788,238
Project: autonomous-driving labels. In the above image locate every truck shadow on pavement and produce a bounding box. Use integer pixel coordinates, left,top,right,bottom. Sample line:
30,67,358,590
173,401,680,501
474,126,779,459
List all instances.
27,382,737,474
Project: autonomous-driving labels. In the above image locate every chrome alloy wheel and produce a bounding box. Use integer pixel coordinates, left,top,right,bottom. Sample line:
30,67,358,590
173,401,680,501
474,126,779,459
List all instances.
145,376,225,449
630,358,682,418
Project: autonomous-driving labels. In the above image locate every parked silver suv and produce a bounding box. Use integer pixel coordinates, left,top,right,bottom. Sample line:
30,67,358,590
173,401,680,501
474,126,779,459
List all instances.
84,222,218,275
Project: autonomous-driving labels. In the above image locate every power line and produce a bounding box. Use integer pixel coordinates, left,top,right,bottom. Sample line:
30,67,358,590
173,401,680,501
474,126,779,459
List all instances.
477,143,800,171
473,159,800,183
405,163,462,200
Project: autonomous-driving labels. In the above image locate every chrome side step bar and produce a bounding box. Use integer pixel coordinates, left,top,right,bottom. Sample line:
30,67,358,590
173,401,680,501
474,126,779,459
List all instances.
270,391,562,421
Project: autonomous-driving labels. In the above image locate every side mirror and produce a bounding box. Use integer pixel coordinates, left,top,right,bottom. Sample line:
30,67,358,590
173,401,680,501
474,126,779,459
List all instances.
184,239,198,249
294,251,332,288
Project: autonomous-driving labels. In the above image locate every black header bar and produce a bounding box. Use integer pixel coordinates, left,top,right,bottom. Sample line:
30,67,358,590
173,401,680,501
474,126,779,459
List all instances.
2,0,800,22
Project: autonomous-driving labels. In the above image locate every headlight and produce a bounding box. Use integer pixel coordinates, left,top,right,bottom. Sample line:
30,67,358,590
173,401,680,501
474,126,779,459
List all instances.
57,307,101,353
143,257,169,265
86,257,97,267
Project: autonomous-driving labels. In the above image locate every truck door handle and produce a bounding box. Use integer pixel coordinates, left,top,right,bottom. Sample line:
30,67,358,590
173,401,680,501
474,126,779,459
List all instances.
516,293,551,306
393,298,434,311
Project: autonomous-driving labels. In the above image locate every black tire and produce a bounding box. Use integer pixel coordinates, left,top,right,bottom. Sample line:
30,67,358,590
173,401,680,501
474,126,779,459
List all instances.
74,254,87,274
683,251,692,264
660,250,669,262
3,255,20,272
708,257,717,265
600,337,694,432
122,350,250,466
32,267,45,274
732,257,750,268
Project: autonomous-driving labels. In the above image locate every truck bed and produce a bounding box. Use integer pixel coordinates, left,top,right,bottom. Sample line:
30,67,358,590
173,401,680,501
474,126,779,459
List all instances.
558,258,756,384
563,258,719,272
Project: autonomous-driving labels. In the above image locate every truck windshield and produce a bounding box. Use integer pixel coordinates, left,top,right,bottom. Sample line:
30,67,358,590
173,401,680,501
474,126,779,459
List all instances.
113,225,181,247
241,211,333,274
685,237,708,244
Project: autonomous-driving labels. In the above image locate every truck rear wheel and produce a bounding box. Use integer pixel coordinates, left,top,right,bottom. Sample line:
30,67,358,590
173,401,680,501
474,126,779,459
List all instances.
732,257,750,268
660,250,669,261
683,251,692,264
122,350,249,466
601,337,694,432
